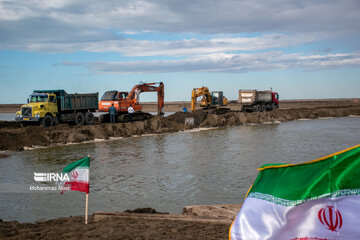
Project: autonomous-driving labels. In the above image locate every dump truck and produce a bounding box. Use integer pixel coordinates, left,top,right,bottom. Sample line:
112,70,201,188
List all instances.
15,90,98,128
238,89,279,112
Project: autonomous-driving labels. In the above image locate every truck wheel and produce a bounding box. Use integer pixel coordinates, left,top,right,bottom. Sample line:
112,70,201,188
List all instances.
75,112,85,126
85,112,94,125
41,115,54,128
272,103,278,110
255,105,262,112
54,117,59,125
261,105,266,112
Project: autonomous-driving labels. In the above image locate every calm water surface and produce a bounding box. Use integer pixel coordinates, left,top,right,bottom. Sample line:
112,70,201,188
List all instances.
0,113,15,121
0,117,359,222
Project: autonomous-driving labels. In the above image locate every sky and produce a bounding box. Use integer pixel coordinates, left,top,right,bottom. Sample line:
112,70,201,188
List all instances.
0,0,360,103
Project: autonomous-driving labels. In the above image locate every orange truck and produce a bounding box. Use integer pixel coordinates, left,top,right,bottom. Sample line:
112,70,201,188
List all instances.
99,82,164,122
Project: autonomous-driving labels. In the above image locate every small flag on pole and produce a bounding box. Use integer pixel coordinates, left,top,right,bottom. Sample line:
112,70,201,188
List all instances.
230,144,360,240
60,156,91,224
60,156,90,194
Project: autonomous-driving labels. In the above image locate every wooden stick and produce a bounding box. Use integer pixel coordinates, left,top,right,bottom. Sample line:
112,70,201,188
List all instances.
85,155,90,225
85,193,89,224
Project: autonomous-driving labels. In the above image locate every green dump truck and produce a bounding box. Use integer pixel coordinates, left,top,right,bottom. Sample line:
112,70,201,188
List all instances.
15,90,98,128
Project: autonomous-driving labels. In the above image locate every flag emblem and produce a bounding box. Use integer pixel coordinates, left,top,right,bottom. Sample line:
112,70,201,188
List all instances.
60,157,90,194
318,206,342,232
72,170,79,179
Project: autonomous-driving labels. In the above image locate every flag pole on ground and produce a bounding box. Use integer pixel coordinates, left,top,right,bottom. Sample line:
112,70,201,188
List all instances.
60,155,91,225
85,155,90,225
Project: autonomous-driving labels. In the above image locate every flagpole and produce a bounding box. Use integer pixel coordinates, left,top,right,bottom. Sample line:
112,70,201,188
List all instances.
85,193,89,224
85,155,90,224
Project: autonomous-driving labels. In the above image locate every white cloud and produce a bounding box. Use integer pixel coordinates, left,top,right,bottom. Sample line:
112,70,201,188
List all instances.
1,0,360,74
6,33,316,56
0,0,359,51
62,52,360,74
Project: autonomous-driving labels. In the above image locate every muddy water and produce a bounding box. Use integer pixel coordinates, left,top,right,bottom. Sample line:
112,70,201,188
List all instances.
0,113,15,121
0,117,359,222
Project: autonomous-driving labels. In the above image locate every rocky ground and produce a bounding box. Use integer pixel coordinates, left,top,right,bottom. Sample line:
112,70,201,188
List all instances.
1,100,360,151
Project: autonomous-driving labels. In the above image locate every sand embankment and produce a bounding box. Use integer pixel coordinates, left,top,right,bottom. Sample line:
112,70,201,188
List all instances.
1,101,360,151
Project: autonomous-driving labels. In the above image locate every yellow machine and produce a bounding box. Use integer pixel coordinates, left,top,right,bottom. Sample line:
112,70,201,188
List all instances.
16,90,98,128
191,87,228,112
16,93,58,127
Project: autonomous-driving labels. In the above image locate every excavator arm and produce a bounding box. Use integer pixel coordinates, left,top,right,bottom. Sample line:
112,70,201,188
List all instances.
191,87,212,112
128,82,165,115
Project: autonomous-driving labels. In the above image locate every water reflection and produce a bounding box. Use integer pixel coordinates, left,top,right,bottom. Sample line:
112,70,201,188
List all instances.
0,117,359,222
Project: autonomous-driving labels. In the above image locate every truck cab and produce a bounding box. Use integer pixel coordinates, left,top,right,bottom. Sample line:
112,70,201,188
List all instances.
16,93,58,125
272,92,279,106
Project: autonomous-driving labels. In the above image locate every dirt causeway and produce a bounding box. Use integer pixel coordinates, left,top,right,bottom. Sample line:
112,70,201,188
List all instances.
1,100,360,151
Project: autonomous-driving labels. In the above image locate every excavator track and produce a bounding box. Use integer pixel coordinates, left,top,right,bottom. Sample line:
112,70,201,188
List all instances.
117,112,152,123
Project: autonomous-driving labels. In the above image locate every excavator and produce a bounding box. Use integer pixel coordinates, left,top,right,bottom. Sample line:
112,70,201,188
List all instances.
99,82,164,122
191,87,229,113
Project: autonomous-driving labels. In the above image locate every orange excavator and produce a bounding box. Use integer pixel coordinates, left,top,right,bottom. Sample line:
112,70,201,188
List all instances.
99,82,164,122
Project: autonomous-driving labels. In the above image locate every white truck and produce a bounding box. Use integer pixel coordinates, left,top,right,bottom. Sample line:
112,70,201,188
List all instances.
238,89,279,112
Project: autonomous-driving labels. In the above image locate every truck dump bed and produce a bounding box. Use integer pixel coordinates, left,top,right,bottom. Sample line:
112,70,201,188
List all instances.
33,90,98,111
238,90,272,105
61,93,98,111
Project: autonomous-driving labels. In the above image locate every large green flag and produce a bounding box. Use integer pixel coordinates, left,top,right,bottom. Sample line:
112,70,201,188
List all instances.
230,144,360,240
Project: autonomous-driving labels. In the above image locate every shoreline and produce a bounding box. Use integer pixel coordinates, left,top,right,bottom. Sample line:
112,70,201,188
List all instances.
3,115,359,153
1,103,360,151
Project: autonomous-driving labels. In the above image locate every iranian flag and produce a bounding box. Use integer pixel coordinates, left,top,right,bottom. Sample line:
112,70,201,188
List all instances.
61,156,90,194
230,144,360,240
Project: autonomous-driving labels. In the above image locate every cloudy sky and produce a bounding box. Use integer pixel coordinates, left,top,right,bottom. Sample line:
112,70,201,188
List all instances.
1,0,360,103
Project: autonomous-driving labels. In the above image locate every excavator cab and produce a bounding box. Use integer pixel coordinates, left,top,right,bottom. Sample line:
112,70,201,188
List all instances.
211,91,228,106
118,92,128,100
101,91,118,101
101,91,129,101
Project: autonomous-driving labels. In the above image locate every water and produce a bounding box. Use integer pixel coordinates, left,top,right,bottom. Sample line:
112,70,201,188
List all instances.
0,113,15,121
0,117,359,222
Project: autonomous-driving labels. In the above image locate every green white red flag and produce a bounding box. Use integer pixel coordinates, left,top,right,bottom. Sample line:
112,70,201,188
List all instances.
230,144,360,240
60,157,90,194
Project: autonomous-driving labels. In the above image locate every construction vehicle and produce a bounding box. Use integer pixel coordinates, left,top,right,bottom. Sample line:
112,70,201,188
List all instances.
238,89,279,112
191,87,228,112
99,82,164,122
15,90,98,128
